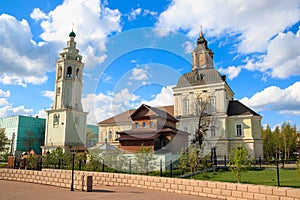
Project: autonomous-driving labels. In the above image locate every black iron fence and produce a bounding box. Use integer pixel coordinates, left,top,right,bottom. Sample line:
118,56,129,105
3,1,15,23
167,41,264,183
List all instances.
10,154,299,178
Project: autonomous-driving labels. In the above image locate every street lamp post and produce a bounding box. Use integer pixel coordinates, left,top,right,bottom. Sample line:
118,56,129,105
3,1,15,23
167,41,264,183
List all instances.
70,150,75,191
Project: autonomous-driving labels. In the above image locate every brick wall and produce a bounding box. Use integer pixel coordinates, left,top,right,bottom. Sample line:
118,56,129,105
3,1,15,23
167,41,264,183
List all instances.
0,168,299,200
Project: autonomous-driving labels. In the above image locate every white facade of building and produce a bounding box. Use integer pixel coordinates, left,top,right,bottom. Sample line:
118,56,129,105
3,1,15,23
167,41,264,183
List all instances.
42,31,88,153
173,31,263,158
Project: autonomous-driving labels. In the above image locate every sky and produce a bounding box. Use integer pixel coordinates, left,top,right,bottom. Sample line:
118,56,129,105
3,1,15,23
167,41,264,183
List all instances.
0,0,300,130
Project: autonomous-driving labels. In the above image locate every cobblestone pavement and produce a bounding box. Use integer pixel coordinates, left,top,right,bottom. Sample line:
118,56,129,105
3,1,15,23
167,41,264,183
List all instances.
0,180,219,200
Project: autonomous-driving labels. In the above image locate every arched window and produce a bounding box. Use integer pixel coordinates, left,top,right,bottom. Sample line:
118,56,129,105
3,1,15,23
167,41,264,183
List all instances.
57,87,61,94
66,66,72,78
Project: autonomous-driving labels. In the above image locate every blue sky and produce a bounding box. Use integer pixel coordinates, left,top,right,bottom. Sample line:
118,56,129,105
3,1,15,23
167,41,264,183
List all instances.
0,0,300,130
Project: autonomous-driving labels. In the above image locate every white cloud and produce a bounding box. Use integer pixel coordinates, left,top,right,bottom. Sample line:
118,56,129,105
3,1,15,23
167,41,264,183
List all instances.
82,88,140,124
41,90,54,100
35,0,122,69
143,9,158,17
219,27,300,80
0,98,8,106
182,41,194,54
0,0,122,87
0,105,33,118
218,66,242,80
258,28,300,79
140,86,174,107
30,8,48,21
0,14,52,86
0,89,34,117
129,67,149,81
240,81,300,114
128,8,142,21
156,0,300,53
0,89,10,98
82,86,174,124
35,109,47,119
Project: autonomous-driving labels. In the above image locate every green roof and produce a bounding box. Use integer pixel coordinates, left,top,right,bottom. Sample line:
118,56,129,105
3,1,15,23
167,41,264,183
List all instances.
69,31,76,37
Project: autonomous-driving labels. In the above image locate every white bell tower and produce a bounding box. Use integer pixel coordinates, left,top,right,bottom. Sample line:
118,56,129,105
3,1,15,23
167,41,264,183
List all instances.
42,30,88,153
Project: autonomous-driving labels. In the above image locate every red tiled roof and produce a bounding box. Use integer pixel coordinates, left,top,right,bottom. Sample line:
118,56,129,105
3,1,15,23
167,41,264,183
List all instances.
98,105,174,125
116,126,189,141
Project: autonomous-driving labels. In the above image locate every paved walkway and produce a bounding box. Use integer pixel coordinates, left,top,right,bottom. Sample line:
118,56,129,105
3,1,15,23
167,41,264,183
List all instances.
0,180,219,200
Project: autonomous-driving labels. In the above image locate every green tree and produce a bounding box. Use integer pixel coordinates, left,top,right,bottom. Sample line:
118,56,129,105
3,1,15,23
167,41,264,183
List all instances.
188,145,199,176
229,145,252,183
0,128,9,152
280,122,297,160
262,125,275,160
178,147,189,175
87,148,103,171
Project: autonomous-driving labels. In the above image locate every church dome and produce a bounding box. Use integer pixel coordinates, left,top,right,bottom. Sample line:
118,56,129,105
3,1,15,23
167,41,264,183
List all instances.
175,69,226,88
69,31,76,38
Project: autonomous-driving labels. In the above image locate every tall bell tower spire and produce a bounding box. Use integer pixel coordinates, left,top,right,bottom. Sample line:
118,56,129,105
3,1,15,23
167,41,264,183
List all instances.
42,30,88,153
192,27,214,71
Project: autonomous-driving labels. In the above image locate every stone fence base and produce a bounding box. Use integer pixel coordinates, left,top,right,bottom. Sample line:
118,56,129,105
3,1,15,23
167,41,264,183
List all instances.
0,169,299,200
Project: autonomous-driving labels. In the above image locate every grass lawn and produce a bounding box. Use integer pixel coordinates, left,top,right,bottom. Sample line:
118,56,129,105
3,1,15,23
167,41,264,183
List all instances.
193,168,300,188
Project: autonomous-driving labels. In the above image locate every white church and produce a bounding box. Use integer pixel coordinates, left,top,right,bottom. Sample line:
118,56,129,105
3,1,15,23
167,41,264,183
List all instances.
42,31,88,153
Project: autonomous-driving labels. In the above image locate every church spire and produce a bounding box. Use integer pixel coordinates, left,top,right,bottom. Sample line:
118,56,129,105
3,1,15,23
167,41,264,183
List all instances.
192,26,214,70
69,23,76,38
196,25,208,47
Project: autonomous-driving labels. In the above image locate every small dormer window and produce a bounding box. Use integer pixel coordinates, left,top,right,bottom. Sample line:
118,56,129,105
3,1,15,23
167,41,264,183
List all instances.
66,66,72,78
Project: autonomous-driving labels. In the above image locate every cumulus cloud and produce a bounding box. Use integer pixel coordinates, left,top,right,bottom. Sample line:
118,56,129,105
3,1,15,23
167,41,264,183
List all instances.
182,41,194,54
240,81,300,114
140,86,174,107
35,109,47,119
30,8,48,21
156,0,300,54
35,0,122,69
0,14,51,86
129,67,149,81
143,9,158,17
257,28,300,79
0,88,34,117
128,8,142,21
41,90,54,100
218,66,242,80
0,89,10,98
82,88,140,124
82,85,174,124
0,105,33,118
0,0,122,87
218,27,300,80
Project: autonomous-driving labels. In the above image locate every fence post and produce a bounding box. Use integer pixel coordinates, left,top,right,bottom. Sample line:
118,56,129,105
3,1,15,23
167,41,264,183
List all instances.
79,159,82,171
224,155,227,167
259,156,262,168
146,159,148,175
129,160,131,174
169,159,172,178
58,159,61,169
160,159,162,177
276,158,280,186
102,159,105,172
